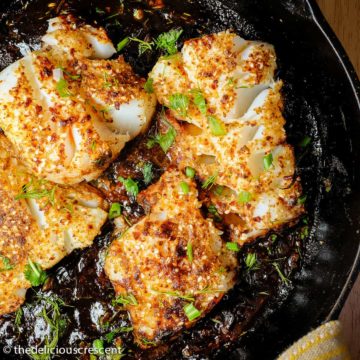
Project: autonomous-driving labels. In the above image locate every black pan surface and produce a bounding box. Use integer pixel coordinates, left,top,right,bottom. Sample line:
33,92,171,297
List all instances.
0,0,359,359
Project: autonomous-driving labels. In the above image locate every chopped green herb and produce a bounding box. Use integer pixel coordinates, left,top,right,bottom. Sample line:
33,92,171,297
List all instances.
179,181,190,194
142,162,153,185
93,339,105,355
147,125,177,153
141,338,157,346
0,255,14,272
31,294,68,360
191,89,207,115
152,288,195,302
245,253,259,271
208,204,222,222
154,29,183,55
238,191,252,204
24,259,47,287
186,242,193,263
117,37,130,52
185,166,196,179
104,326,133,343
112,293,138,307
58,67,81,80
226,77,236,88
213,185,224,196
272,262,289,285
95,7,106,14
211,318,222,324
56,78,72,97
202,173,218,190
14,307,23,327
169,93,190,117
299,136,312,148
263,153,273,171
109,203,122,219
226,242,240,252
15,178,57,205
207,115,227,136
270,234,278,242
297,194,307,205
118,177,139,197
144,77,154,93
300,226,309,240
129,37,154,55
183,303,201,321
195,286,225,295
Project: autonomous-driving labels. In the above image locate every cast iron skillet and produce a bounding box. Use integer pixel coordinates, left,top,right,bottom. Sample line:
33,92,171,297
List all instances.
0,0,359,359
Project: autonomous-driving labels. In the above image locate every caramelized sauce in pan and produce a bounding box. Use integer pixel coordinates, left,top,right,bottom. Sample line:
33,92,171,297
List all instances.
0,1,311,358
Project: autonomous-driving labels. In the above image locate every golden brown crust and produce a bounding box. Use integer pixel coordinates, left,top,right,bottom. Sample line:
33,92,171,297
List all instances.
0,134,108,315
105,168,237,346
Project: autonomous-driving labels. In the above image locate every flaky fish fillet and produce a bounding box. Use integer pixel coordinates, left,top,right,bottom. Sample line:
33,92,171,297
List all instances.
0,135,108,315
105,168,237,346
150,31,304,244
150,31,276,128
0,15,156,184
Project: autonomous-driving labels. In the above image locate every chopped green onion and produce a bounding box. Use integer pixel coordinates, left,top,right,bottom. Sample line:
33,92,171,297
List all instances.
116,37,130,52
169,93,190,117
187,242,193,263
109,203,122,219
144,77,154,93
179,181,190,194
118,177,139,197
93,339,105,355
245,253,258,271
191,89,207,115
263,153,273,171
297,194,307,205
183,303,201,321
207,115,227,136
299,136,311,148
56,78,72,97
208,204,222,222
226,242,240,252
270,234,278,242
238,191,252,204
185,166,196,179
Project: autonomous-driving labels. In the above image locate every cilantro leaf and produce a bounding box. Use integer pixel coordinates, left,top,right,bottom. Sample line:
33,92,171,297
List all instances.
118,177,139,197
24,259,47,287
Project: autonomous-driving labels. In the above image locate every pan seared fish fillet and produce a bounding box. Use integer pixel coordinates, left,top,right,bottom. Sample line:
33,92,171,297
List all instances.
105,168,237,346
0,134,108,315
0,15,156,184
150,31,276,128
150,31,304,244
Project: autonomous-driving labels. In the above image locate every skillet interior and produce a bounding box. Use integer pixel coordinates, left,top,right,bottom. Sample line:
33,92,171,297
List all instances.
0,0,359,359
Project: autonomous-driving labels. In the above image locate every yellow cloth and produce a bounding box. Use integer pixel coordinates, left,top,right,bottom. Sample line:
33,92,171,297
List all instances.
278,321,351,360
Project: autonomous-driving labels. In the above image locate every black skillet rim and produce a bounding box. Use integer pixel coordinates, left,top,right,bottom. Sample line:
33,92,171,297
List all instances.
301,0,360,321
